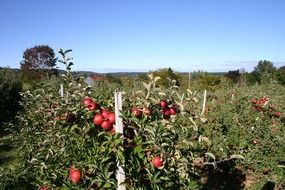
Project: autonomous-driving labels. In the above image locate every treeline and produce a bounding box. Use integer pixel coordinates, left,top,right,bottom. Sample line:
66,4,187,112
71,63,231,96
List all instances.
1,45,285,126
104,60,285,91
226,60,285,85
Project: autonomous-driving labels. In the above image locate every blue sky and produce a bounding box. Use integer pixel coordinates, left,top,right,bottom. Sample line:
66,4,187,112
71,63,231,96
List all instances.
0,0,284,72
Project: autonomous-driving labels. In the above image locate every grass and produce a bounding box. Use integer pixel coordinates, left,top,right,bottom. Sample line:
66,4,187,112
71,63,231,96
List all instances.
0,130,18,169
0,129,37,190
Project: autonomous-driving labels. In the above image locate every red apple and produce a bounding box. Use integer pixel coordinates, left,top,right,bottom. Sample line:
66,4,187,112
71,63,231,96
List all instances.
101,109,110,118
69,167,81,183
251,98,257,104
93,114,104,126
83,97,93,106
107,112,116,124
107,126,116,134
275,111,281,117
39,185,49,190
152,156,163,168
86,102,98,111
169,106,177,115
101,120,112,130
131,107,142,118
163,110,171,119
159,100,168,108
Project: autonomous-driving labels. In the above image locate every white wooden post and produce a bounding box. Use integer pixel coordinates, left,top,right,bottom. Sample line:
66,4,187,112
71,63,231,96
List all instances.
60,84,64,98
115,92,124,133
201,90,207,115
114,92,126,190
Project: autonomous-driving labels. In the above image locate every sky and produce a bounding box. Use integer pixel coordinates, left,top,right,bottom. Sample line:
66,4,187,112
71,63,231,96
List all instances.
0,0,284,73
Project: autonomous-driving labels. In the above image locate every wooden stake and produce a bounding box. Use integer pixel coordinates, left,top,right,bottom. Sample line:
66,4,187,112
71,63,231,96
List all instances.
114,92,125,190
60,84,64,98
201,90,207,115
115,92,123,133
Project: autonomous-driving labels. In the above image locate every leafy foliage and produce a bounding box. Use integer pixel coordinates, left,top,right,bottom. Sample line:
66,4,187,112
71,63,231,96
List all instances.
201,84,285,188
2,52,285,189
3,50,220,189
152,68,181,87
190,72,232,91
276,66,285,86
252,60,276,84
0,68,22,126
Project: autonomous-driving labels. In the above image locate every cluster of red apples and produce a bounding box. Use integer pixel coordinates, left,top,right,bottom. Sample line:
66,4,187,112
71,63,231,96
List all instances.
159,100,178,119
83,97,116,133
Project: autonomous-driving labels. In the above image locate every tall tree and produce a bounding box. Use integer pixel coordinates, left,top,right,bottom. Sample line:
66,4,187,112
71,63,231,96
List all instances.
254,60,275,74
276,66,285,85
253,60,276,84
20,45,57,82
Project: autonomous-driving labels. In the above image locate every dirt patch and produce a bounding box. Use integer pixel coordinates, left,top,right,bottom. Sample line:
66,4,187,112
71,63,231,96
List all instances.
200,160,246,190
243,171,260,189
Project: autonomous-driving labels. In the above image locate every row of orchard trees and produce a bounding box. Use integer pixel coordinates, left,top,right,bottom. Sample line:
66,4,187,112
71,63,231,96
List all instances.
1,45,285,126
1,47,285,189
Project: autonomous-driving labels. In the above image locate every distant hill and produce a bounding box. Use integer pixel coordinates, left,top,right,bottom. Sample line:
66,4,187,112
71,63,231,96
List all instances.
73,71,148,77
0,67,20,72
0,67,226,78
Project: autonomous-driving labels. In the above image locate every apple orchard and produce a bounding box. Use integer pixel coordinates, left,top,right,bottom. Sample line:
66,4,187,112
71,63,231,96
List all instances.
9,50,285,190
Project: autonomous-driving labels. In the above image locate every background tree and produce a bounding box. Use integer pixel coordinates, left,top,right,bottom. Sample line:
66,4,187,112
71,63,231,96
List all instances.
276,66,285,86
105,74,122,85
137,73,148,82
152,67,181,87
252,60,276,84
20,45,57,83
192,72,223,91
246,71,260,85
224,70,240,84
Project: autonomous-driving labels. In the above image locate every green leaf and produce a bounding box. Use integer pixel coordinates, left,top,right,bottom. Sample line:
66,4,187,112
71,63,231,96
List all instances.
103,183,112,188
205,152,216,160
161,143,168,147
230,154,245,160
64,49,72,54
68,62,74,67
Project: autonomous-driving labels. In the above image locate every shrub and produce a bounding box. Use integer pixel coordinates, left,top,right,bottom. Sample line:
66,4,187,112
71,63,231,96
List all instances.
0,68,22,126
